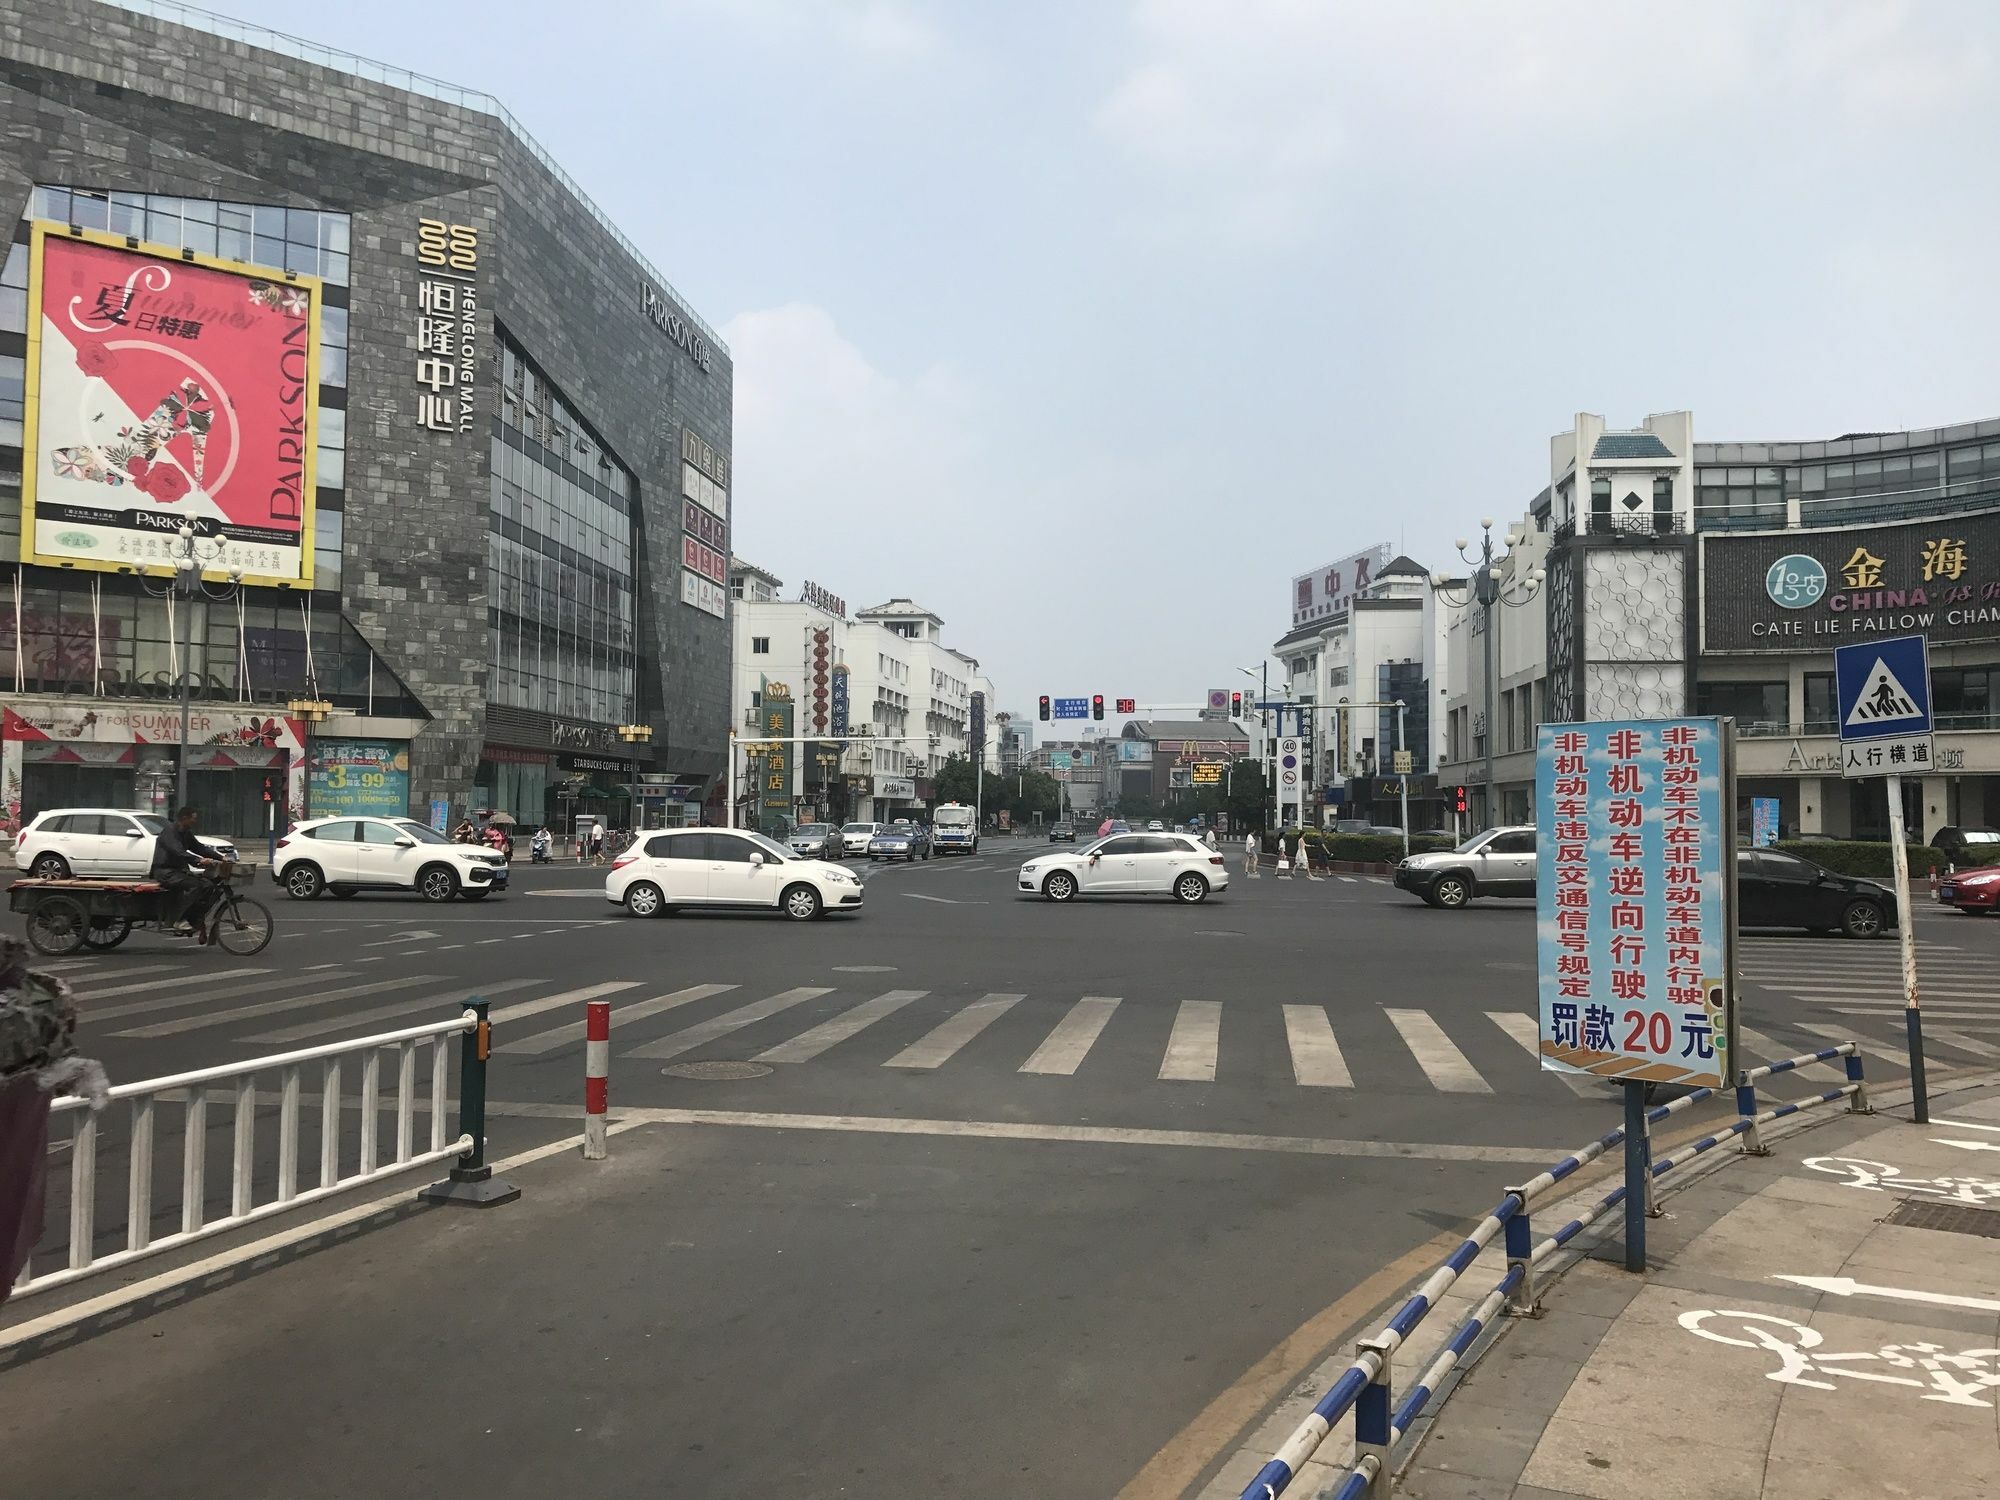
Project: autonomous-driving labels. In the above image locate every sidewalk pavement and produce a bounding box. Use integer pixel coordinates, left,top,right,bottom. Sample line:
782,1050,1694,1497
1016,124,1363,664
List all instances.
1396,1081,2000,1500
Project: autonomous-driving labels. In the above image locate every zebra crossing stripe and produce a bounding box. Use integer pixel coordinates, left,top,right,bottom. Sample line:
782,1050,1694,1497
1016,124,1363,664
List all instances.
1281,1005,1351,1088
489,980,644,1027
77,969,273,1002
1485,1012,1601,1098
245,976,546,1045
84,970,350,1024
756,990,929,1064
1801,1023,1908,1071
1159,1000,1222,1082
112,973,448,1039
1736,1024,1845,1082
885,994,1023,1070
1020,996,1120,1076
1925,1028,2000,1060
41,960,183,980
623,986,836,1061
1383,1009,1492,1093
499,984,740,1056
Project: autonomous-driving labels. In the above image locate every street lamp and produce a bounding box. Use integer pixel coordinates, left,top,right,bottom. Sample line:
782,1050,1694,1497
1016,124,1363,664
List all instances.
139,523,243,812
1428,519,1545,830
286,694,332,842
616,722,652,830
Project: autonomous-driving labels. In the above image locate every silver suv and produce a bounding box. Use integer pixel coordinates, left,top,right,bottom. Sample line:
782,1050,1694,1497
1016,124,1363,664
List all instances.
1392,826,1536,908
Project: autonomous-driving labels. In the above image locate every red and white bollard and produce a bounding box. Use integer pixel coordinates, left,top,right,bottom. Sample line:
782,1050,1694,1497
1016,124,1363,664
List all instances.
584,999,610,1160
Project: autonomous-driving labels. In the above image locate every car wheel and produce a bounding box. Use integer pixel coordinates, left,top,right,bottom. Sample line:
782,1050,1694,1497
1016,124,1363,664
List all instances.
418,864,460,903
1043,870,1078,903
1432,874,1471,909
1173,872,1209,904
28,852,71,879
1841,899,1885,939
624,881,664,917
781,882,822,921
282,862,324,900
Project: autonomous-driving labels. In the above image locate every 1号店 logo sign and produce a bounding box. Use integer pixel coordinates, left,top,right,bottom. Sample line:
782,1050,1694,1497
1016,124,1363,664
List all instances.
1765,554,1827,609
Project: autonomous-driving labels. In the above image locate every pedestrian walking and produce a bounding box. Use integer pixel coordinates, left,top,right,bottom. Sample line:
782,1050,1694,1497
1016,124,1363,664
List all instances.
589,822,605,864
1243,830,1260,879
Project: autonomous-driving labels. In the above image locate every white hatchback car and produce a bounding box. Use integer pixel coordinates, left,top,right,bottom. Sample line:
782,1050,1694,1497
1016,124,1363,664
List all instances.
273,815,508,901
1019,832,1231,904
607,827,863,920
13,808,239,879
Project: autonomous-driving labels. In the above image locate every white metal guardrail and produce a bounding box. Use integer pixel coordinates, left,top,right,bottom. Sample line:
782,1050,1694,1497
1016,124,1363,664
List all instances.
10,1004,504,1300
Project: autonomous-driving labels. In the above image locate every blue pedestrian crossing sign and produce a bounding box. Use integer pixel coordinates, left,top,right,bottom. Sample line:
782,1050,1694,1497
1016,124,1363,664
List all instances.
1834,634,1932,778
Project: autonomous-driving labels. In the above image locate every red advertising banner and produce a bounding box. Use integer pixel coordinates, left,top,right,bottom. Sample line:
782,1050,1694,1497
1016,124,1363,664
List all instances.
21,224,320,587
682,534,726,585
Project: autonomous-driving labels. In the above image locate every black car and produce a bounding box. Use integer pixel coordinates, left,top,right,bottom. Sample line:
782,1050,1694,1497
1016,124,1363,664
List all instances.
1737,850,1897,938
1049,822,1076,843
1932,826,2000,867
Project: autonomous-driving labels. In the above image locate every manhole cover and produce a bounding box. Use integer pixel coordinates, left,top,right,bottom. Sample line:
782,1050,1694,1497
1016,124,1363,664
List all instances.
833,964,897,973
663,1061,773,1081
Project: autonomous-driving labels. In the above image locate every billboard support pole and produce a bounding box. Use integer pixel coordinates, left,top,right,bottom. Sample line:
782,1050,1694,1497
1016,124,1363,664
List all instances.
1884,771,1928,1123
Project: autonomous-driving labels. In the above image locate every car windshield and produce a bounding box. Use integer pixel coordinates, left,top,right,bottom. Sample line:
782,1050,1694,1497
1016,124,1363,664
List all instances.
135,814,168,834
795,825,831,836
1959,830,2000,845
392,820,453,845
874,828,908,839
744,832,792,861
842,823,875,833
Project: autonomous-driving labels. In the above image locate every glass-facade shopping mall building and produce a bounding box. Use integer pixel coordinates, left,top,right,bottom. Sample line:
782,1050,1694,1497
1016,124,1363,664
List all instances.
0,0,731,838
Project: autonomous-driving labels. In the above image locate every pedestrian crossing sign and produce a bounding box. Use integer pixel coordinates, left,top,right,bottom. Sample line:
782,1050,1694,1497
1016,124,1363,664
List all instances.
1834,635,1932,778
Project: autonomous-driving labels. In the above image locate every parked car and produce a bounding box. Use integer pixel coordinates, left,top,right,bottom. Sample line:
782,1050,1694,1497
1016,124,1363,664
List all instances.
787,823,842,860
1931,826,2000,867
1049,821,1076,843
867,823,931,861
1392,826,1536,908
840,821,883,856
1330,818,1374,835
1019,833,1230,904
12,809,239,879
274,815,508,901
1737,849,1895,938
1937,864,2000,916
606,828,861,920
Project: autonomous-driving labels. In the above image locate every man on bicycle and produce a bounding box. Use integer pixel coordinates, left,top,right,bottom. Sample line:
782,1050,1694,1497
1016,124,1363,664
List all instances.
152,805,222,940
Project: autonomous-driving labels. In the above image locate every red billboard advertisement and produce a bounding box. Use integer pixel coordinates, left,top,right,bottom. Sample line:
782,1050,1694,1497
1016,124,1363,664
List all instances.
21,224,320,587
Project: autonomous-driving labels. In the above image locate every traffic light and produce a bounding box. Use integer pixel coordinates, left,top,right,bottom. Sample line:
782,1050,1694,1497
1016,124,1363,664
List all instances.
1091,694,1105,720
1115,697,1135,715
1038,695,1051,722
1454,785,1468,815
1230,691,1243,716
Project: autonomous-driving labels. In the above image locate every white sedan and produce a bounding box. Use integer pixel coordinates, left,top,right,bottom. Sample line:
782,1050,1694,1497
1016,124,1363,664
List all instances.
1019,832,1230,904
607,827,863,919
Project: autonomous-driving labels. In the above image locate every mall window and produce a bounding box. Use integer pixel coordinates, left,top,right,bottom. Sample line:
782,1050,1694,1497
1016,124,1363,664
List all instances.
1934,668,1996,732
1694,466,1783,528
1694,680,1788,732
1803,672,1836,735
490,329,635,725
1652,476,1673,531
1590,477,1611,526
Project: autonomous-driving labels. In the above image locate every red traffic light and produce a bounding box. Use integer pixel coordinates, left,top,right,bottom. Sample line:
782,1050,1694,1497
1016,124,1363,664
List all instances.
1454,785,1468,814
1229,691,1243,715
1038,695,1051,722
1091,695,1105,720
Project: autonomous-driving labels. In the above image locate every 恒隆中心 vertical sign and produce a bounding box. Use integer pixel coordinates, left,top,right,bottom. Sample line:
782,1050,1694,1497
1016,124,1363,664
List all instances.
1536,718,1734,1089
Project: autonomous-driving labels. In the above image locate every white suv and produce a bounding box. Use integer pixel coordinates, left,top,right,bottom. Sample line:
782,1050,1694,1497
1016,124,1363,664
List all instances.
13,809,239,879
273,816,508,902
606,827,862,920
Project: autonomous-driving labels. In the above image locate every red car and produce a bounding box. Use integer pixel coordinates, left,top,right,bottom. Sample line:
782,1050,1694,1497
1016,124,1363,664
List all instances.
1937,865,2000,915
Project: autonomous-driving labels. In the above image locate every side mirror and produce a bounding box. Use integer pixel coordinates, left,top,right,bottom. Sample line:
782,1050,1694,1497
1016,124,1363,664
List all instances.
123,828,143,837
395,836,417,848
749,852,764,867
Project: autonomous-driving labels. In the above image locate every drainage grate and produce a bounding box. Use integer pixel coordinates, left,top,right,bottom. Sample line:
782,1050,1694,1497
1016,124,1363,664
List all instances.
1884,1199,2000,1239
663,1061,773,1081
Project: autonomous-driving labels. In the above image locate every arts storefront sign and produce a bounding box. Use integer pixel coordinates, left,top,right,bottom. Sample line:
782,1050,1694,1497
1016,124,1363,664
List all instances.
21,224,320,587
1701,509,2000,652
1741,736,1985,777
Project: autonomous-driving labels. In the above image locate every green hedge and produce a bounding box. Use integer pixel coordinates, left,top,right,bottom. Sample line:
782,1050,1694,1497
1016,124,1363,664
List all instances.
1771,839,1946,878
1281,830,1454,864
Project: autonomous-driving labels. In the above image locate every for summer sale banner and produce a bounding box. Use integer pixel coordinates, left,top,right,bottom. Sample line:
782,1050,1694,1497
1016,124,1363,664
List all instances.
21,224,320,587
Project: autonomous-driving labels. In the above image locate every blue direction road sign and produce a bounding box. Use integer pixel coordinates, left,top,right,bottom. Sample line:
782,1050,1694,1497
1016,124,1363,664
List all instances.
1835,634,1932,778
1052,697,1090,720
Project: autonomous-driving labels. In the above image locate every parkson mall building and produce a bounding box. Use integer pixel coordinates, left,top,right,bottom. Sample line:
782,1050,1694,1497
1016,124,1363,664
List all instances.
1,0,732,840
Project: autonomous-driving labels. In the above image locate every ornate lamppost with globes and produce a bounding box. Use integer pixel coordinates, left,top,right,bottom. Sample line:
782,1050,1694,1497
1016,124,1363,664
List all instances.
1427,518,1545,831
138,522,243,813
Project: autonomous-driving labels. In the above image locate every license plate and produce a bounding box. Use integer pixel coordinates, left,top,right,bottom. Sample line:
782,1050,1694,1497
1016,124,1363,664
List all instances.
1940,886,1957,899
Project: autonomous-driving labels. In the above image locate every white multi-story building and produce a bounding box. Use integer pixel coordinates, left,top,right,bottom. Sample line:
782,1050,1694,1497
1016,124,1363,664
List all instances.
729,565,1000,824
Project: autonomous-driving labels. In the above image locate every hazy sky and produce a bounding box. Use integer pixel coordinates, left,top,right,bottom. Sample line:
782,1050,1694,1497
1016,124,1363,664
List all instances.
217,0,2000,710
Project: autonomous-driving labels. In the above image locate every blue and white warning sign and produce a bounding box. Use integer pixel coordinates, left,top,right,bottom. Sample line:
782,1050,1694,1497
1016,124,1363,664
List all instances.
1835,634,1932,778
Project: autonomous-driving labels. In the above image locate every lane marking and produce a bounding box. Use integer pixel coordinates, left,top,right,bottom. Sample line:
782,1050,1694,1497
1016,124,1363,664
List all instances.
1925,1029,2000,1060
1737,1024,1845,1081
904,892,984,905
73,969,272,1002
82,970,344,1024
489,980,644,1027
755,990,929,1064
37,961,183,980
885,994,1023,1069
112,973,448,1039
498,984,739,1057
245,976,545,1045
1019,996,1120,1076
1282,1005,1352,1088
363,930,440,948
1384,1008,1492,1094
1159,1000,1223,1083
1487,1011,1601,1097
623,986,836,1061
1775,1274,2000,1313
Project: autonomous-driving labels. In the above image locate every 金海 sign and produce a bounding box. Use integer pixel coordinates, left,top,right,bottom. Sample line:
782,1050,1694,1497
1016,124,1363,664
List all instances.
1535,718,1734,1089
21,224,320,587
1701,510,2000,651
412,217,479,436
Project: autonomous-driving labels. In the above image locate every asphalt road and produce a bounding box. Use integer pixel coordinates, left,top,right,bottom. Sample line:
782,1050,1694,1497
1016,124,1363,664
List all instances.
7,836,1997,1497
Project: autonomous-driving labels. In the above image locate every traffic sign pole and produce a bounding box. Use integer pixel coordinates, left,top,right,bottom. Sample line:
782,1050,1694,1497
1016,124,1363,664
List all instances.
1885,773,1928,1123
